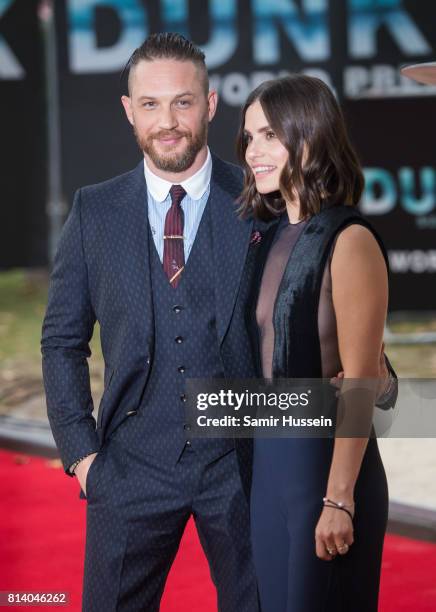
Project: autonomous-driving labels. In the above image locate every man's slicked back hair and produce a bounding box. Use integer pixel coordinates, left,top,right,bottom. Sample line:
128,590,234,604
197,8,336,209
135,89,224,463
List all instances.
123,32,209,96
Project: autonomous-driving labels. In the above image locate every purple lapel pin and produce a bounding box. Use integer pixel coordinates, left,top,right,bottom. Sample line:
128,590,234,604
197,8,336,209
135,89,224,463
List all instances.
250,230,262,245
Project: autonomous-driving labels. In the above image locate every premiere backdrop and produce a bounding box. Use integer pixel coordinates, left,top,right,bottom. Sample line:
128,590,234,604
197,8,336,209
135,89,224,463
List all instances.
1,0,436,309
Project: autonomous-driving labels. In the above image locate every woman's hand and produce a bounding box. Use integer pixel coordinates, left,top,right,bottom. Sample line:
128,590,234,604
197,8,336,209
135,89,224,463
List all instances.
315,504,354,561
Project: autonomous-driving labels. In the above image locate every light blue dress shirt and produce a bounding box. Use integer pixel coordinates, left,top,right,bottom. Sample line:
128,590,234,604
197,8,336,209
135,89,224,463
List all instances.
144,148,212,263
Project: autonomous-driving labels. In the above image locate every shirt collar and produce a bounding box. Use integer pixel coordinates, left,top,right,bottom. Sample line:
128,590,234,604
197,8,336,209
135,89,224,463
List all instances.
143,147,212,202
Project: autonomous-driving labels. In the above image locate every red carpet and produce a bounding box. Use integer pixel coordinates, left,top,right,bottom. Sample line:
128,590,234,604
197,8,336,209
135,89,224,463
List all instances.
1,449,435,611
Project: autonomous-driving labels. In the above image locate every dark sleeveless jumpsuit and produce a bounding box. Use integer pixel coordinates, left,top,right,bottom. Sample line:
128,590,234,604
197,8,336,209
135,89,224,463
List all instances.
250,214,389,612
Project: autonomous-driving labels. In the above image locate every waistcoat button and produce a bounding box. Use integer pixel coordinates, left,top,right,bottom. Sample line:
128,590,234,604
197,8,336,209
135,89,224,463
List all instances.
175,336,183,344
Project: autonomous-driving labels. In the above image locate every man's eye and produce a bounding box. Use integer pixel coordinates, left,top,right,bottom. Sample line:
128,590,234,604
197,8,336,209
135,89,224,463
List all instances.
177,100,190,107
142,102,156,108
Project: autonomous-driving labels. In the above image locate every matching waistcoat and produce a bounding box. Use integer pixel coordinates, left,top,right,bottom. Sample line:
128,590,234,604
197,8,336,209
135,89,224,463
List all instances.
137,199,234,464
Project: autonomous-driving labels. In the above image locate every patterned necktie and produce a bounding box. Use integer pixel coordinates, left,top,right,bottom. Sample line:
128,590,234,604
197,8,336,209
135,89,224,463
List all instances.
163,184,186,287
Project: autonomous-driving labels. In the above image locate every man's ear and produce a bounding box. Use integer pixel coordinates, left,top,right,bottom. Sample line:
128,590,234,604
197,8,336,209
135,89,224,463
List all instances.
121,95,134,126
207,90,218,122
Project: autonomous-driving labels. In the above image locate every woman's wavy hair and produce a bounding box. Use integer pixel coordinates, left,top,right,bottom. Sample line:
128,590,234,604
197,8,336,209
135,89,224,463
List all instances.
236,75,364,221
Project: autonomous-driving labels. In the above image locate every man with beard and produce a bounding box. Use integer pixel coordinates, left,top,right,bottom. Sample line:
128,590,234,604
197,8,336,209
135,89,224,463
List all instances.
41,33,260,612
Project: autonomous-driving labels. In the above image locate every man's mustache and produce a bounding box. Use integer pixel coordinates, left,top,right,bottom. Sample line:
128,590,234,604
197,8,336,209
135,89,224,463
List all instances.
151,130,191,140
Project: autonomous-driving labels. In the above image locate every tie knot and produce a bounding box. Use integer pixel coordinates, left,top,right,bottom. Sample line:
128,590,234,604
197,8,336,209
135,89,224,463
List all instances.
169,184,186,207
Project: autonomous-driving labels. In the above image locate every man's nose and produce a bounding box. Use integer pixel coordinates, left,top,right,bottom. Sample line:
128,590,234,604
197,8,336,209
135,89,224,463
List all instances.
158,106,178,130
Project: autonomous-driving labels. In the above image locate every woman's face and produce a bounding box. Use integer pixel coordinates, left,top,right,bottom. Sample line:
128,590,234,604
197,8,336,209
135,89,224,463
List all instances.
244,100,289,194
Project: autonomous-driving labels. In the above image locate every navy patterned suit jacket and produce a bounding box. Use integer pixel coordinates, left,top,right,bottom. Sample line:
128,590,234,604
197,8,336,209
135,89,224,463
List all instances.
41,154,259,481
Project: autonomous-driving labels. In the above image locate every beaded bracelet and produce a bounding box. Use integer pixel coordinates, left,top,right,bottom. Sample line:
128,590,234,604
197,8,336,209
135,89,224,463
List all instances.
323,497,354,521
69,453,93,475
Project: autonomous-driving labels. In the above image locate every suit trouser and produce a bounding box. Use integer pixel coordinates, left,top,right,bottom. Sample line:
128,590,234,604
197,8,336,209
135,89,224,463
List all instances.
82,415,259,612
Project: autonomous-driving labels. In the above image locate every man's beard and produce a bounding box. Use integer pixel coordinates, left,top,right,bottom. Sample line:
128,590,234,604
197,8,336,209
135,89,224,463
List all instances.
134,117,208,173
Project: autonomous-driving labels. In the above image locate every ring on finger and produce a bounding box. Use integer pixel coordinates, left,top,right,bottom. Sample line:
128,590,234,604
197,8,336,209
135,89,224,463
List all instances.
337,543,349,552
327,547,336,555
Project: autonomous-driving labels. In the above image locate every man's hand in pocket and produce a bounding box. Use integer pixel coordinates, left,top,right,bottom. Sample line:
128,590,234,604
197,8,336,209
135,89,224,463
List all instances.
74,453,98,496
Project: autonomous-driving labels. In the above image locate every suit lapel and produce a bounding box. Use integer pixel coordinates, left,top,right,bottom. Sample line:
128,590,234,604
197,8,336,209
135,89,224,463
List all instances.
112,161,155,361
209,155,253,345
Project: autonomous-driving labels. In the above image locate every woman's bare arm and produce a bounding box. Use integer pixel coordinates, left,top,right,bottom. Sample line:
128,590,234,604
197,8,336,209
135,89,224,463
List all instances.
315,223,388,560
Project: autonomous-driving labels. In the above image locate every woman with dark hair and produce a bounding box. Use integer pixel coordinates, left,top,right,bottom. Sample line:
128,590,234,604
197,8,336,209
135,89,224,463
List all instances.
236,75,389,611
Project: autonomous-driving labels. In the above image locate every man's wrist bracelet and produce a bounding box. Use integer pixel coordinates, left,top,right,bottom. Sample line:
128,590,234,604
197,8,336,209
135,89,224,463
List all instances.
70,454,92,475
